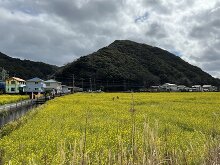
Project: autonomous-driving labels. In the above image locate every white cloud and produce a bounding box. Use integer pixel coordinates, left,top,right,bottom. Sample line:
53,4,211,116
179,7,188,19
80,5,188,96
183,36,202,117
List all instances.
0,0,219,77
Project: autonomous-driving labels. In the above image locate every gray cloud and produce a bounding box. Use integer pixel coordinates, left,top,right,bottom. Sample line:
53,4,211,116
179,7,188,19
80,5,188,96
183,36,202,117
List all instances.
142,0,171,14
203,60,220,71
185,2,220,76
146,23,168,39
0,0,220,78
42,0,120,23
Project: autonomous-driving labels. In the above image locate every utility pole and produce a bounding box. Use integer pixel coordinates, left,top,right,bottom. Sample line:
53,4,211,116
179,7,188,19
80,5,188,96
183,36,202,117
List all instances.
89,78,92,92
94,78,96,91
80,78,84,91
123,79,127,91
72,74,75,93
0,68,3,81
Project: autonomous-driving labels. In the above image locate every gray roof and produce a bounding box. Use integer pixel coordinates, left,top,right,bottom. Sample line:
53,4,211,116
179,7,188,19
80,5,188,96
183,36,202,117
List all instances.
27,77,44,82
45,79,60,83
203,85,212,87
192,85,202,87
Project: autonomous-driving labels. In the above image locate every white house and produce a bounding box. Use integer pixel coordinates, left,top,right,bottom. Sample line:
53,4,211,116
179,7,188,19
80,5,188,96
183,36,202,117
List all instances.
160,83,178,92
45,79,62,94
61,85,71,94
192,85,203,92
73,86,83,92
149,86,160,92
202,85,217,92
177,85,187,91
25,77,46,93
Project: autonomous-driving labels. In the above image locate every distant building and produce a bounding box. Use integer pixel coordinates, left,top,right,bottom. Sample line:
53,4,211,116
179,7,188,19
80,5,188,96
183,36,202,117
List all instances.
5,77,26,94
45,79,62,94
149,86,160,92
73,86,83,92
177,85,187,92
25,77,46,93
202,85,217,92
192,85,203,92
160,83,178,92
61,85,71,94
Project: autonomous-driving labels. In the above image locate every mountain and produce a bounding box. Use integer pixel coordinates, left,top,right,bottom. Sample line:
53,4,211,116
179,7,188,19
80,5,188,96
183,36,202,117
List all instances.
55,40,220,91
0,52,59,80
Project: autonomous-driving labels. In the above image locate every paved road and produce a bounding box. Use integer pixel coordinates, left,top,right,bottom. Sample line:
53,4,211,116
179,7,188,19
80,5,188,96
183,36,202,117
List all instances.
0,99,34,112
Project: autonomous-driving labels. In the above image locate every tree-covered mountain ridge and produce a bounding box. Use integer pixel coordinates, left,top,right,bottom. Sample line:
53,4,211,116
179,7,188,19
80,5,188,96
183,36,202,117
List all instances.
0,52,58,80
55,40,220,90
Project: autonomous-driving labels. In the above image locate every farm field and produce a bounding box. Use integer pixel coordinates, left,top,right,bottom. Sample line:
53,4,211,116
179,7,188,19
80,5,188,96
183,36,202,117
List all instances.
0,95,29,105
0,92,220,164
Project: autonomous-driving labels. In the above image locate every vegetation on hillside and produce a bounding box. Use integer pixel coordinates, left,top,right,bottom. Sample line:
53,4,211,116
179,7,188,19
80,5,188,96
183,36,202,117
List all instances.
0,93,220,164
0,52,58,80
55,40,220,91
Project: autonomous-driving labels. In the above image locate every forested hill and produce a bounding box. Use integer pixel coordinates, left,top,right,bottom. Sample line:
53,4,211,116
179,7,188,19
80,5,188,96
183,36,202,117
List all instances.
55,40,220,91
0,52,58,80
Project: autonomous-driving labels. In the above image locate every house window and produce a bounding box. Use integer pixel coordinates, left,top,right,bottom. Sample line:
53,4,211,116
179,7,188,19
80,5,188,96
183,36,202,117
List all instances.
11,81,16,84
11,88,15,91
35,82,38,84
35,88,38,90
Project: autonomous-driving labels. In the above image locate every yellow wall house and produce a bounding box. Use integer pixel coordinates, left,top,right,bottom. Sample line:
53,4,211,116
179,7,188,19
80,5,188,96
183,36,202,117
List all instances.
6,77,26,94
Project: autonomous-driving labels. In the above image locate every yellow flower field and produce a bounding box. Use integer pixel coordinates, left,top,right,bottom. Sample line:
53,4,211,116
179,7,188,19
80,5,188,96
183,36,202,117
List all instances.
0,92,220,164
0,95,29,105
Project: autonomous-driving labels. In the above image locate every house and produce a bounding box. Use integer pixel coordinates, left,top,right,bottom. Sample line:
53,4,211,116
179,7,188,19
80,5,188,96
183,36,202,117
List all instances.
149,86,160,92
25,77,46,93
5,77,26,94
45,79,62,94
73,86,83,92
177,85,187,92
202,85,217,92
160,83,178,92
192,85,203,92
61,85,71,94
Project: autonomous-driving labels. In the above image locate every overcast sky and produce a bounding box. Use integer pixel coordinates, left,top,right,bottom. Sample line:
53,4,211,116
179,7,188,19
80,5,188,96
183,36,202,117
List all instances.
0,0,219,77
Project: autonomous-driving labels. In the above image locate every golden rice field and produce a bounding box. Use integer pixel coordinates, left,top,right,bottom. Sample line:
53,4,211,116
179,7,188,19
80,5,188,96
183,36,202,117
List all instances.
0,92,220,164
0,95,29,105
